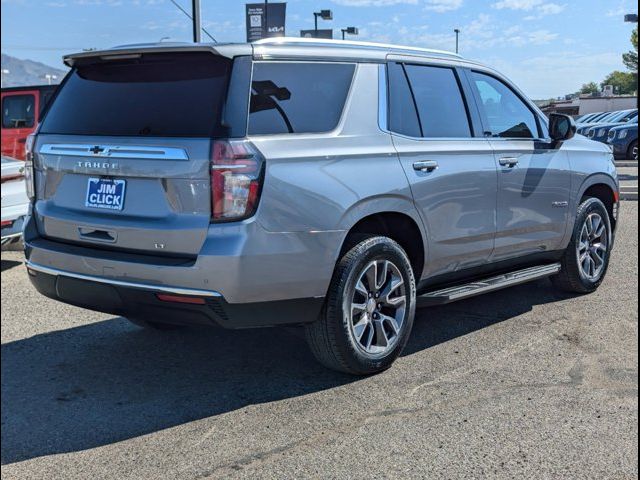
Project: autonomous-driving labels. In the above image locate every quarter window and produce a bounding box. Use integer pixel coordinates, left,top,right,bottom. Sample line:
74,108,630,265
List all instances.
2,94,35,129
404,64,472,138
471,71,539,139
387,63,471,138
248,62,355,135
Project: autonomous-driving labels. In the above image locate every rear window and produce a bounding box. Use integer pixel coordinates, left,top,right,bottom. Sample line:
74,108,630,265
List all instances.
40,53,231,137
2,94,35,129
248,62,355,135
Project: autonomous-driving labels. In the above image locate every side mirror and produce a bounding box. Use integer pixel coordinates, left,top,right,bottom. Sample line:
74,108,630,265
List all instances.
549,113,576,143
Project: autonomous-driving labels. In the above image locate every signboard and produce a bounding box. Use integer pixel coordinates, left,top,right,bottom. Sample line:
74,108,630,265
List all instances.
300,29,333,39
246,3,287,42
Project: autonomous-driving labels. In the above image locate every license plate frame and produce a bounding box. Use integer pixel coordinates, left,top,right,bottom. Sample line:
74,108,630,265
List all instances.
85,177,126,211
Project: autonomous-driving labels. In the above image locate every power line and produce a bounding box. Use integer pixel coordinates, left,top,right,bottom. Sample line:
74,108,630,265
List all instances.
168,0,217,43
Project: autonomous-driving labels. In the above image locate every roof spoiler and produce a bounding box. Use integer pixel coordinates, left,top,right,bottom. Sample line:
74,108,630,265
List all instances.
63,43,250,67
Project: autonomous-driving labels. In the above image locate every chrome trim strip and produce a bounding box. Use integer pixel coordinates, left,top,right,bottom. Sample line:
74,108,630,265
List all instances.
25,261,222,297
39,144,189,161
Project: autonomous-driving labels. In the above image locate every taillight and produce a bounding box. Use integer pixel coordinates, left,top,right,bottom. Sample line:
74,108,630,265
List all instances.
24,134,36,200
210,139,264,222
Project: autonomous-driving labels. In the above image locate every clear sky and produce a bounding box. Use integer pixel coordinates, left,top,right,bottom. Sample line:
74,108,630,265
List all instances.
1,0,637,98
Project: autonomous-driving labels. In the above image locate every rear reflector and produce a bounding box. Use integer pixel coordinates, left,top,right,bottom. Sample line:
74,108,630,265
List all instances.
156,294,206,305
1,220,12,227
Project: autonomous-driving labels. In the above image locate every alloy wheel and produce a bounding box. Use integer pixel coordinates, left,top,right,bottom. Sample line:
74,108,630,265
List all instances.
577,212,608,281
349,259,407,356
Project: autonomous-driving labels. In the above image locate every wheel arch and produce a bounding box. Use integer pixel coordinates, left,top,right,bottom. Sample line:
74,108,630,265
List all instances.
577,174,619,232
337,210,427,280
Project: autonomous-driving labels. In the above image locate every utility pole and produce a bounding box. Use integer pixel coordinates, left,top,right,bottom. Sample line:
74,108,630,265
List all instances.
454,28,460,54
264,0,268,39
192,0,201,43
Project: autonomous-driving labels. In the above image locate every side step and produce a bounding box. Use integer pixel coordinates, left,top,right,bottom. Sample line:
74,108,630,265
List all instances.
418,263,561,306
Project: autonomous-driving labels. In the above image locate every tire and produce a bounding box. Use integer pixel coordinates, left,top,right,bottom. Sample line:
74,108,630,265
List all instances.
305,236,416,375
628,140,638,161
125,317,185,330
551,197,612,293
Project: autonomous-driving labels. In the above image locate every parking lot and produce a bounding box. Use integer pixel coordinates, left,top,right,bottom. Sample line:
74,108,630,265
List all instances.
1,202,637,479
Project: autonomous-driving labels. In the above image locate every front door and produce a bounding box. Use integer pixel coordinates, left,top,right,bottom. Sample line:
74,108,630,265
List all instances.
467,70,571,261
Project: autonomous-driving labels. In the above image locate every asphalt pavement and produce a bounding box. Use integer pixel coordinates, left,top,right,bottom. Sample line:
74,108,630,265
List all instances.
1,203,638,479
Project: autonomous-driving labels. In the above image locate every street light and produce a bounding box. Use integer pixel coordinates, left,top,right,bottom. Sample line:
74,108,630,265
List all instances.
313,9,332,32
624,14,638,23
341,27,359,40
454,28,460,54
44,74,58,85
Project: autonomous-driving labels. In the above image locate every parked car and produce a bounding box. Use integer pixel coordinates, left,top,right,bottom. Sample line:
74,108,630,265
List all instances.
608,123,638,160
575,111,603,123
1,84,57,160
587,112,637,143
576,110,633,135
1,156,29,245
23,39,620,374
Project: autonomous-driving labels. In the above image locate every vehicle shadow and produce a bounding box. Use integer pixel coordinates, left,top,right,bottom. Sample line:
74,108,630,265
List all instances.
0,259,22,272
1,279,573,465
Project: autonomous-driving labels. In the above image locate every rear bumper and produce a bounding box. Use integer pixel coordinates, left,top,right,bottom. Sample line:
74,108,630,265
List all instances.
24,214,343,304
26,261,324,329
1,216,25,241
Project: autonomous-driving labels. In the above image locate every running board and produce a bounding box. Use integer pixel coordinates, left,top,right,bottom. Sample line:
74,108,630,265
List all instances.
418,263,561,306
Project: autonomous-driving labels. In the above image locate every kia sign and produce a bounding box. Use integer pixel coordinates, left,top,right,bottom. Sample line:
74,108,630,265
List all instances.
246,3,287,42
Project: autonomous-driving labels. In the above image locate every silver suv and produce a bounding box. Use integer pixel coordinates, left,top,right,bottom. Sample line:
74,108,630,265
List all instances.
24,39,620,374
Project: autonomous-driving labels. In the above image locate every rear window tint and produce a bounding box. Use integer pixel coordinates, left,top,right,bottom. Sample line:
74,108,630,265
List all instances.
404,64,471,138
2,94,35,129
248,62,355,135
40,53,231,137
387,62,421,138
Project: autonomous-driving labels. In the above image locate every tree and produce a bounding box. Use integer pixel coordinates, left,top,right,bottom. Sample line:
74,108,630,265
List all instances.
622,27,638,74
600,71,637,95
580,82,600,95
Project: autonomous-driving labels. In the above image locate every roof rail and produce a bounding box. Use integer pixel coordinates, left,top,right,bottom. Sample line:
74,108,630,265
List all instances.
253,37,462,58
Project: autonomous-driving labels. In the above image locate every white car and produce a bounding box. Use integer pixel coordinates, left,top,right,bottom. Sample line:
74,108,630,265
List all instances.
1,156,29,246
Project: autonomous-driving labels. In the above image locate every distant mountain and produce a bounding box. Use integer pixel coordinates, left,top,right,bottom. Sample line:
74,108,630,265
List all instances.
1,53,67,88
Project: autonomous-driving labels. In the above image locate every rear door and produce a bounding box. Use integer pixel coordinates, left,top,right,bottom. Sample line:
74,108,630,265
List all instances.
33,51,237,257
1,89,39,160
387,61,498,277
466,69,571,260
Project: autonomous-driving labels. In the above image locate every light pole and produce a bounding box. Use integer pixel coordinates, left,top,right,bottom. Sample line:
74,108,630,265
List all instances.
45,74,58,85
341,27,359,40
192,0,201,42
454,28,460,54
313,9,332,33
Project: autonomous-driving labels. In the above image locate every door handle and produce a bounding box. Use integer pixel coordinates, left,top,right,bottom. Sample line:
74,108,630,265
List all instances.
499,157,519,168
413,160,439,172
78,227,117,243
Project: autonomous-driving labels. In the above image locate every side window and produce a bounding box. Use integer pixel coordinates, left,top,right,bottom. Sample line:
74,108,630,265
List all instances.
2,94,35,129
471,72,539,139
248,62,355,135
403,64,472,138
387,62,421,137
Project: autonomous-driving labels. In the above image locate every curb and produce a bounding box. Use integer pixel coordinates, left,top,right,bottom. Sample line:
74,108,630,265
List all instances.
615,161,638,168
620,186,638,201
